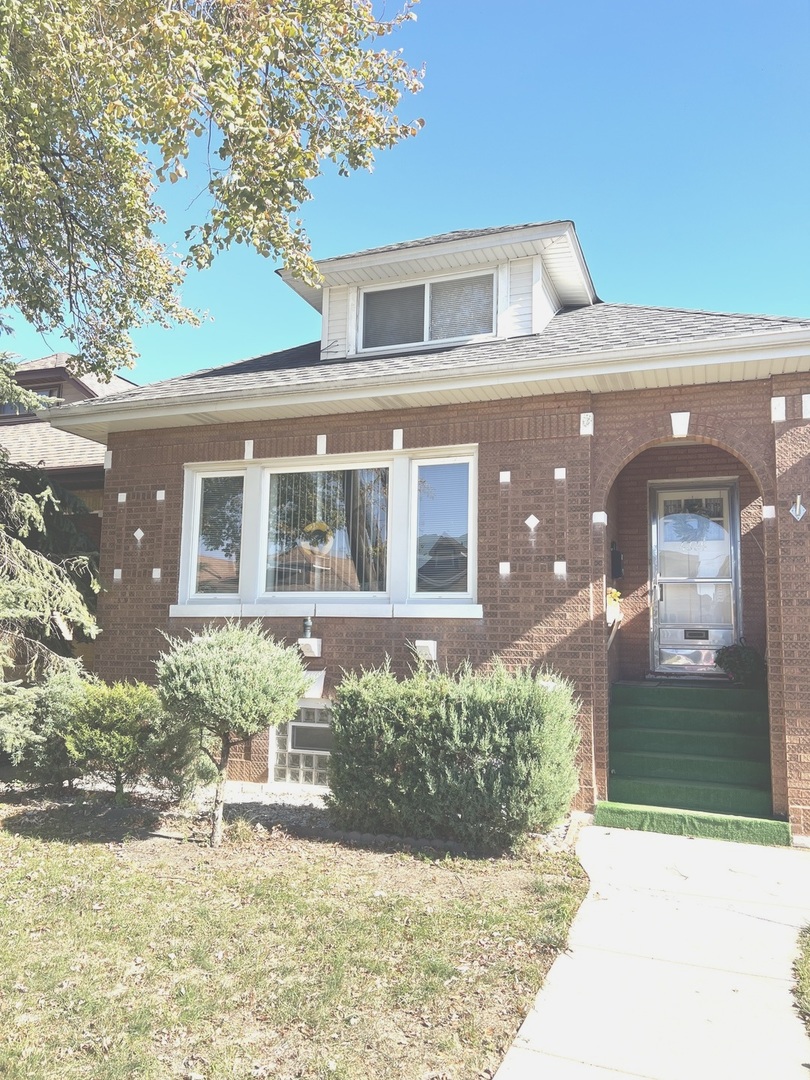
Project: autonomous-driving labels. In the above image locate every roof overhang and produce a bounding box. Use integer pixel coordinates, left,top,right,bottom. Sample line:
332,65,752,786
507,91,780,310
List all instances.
278,220,598,312
45,327,810,445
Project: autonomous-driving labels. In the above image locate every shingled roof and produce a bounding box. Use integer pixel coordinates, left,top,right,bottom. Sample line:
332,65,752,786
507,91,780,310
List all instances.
50,302,810,412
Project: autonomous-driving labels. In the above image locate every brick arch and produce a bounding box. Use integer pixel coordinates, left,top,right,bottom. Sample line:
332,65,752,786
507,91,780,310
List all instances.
592,410,775,510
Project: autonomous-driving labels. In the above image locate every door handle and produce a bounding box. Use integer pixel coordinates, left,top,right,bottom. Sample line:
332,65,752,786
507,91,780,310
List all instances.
658,583,664,602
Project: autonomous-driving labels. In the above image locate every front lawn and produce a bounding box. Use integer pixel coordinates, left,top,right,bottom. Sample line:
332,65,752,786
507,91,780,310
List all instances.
0,795,586,1079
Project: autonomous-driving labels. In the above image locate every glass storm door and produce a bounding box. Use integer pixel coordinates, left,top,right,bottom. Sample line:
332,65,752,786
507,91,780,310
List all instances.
650,483,740,673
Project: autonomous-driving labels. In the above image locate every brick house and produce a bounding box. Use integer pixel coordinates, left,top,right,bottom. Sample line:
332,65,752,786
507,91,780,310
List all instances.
46,221,810,839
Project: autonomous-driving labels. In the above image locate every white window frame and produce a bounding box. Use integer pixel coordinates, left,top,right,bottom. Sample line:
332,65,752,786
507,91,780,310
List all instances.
358,269,497,354
259,459,391,602
409,456,476,601
182,468,247,601
288,719,334,756
172,447,482,620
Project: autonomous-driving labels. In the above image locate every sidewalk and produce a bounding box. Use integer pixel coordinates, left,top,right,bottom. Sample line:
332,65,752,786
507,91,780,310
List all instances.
496,826,810,1079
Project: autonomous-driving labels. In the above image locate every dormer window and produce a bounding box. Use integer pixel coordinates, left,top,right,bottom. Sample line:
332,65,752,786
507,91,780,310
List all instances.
361,273,495,351
0,385,60,418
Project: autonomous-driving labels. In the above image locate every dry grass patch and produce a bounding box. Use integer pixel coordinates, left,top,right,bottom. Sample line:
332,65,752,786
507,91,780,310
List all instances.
0,795,586,1079
795,927,810,1037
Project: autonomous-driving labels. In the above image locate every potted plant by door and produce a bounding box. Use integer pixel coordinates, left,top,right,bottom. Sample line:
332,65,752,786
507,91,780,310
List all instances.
606,587,622,627
714,639,767,689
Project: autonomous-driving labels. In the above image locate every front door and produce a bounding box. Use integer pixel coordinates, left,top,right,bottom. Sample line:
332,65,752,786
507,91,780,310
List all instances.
650,482,740,673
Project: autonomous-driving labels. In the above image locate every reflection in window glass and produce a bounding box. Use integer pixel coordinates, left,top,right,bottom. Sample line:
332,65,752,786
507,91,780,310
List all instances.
195,475,244,593
266,468,388,593
415,462,469,593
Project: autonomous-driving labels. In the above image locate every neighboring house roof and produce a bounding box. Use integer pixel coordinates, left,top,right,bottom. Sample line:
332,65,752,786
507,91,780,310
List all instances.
15,354,136,397
44,302,810,443
3,355,136,473
1,418,107,471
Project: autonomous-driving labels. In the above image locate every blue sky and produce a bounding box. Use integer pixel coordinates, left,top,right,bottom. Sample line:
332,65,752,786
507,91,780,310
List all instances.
7,0,810,385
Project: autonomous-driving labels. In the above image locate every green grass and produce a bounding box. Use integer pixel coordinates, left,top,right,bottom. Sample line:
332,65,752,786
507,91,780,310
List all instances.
794,927,810,1036
0,797,586,1079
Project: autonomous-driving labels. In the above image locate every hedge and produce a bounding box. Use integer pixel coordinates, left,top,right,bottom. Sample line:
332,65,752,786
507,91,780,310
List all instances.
327,662,580,852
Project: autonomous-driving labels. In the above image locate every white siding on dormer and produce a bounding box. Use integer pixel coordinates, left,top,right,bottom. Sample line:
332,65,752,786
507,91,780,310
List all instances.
321,285,349,359
505,258,534,337
532,256,558,335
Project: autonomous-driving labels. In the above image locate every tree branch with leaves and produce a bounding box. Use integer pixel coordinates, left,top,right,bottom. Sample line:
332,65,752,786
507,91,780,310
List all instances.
0,0,423,377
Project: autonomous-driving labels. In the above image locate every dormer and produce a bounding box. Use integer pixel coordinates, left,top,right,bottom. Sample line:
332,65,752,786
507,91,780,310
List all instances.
278,220,598,362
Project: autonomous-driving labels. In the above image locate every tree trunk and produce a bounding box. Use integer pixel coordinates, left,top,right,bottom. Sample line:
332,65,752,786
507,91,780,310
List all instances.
114,770,125,806
210,737,230,848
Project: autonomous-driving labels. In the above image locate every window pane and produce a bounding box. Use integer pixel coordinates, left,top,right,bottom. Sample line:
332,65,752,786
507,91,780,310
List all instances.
415,462,469,593
429,275,493,340
363,285,425,348
196,475,243,593
290,723,334,753
266,468,388,592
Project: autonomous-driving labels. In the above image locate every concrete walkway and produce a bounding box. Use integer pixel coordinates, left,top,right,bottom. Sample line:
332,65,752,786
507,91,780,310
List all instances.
496,826,810,1079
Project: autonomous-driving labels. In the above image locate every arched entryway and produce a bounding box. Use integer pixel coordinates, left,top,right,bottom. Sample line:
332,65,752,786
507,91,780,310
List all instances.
600,440,774,820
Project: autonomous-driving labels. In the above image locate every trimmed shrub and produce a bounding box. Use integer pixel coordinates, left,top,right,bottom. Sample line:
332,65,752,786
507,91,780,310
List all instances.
17,662,88,788
327,662,581,852
157,621,309,846
63,680,167,803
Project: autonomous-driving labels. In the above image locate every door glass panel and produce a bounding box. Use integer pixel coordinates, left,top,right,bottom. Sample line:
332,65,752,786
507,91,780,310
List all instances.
651,483,739,673
658,490,731,579
659,582,733,626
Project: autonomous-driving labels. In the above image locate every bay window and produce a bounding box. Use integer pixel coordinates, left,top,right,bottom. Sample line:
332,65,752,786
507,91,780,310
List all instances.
175,448,480,618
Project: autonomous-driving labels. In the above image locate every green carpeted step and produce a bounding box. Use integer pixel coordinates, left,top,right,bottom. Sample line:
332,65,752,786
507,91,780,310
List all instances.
611,682,767,712
610,726,770,761
593,801,791,847
610,703,768,735
608,775,772,817
610,749,770,786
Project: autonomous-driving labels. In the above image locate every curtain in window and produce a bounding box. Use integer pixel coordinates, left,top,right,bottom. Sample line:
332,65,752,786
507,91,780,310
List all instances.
415,462,469,593
195,475,244,593
429,275,493,340
266,468,388,592
363,285,425,348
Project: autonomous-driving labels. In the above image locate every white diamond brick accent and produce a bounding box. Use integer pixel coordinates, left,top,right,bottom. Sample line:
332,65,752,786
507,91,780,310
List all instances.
525,514,540,530
133,528,144,542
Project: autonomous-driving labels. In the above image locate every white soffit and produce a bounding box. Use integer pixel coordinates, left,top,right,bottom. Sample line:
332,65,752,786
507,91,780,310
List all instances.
279,221,596,312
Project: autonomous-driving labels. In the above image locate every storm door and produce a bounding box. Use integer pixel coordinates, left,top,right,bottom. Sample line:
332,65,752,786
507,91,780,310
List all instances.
650,482,740,673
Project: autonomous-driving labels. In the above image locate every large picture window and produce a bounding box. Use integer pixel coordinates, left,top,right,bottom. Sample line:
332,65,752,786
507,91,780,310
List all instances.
362,274,494,350
266,467,388,593
177,448,479,618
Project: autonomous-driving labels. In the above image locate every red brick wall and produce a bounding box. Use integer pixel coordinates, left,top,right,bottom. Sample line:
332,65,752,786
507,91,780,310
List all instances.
95,373,810,834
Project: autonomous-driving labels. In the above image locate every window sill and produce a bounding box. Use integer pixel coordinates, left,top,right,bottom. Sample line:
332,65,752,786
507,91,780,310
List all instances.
169,601,484,620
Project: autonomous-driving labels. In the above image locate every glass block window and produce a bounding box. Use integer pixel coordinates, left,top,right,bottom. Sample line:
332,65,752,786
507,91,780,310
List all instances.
195,475,244,594
266,467,388,593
